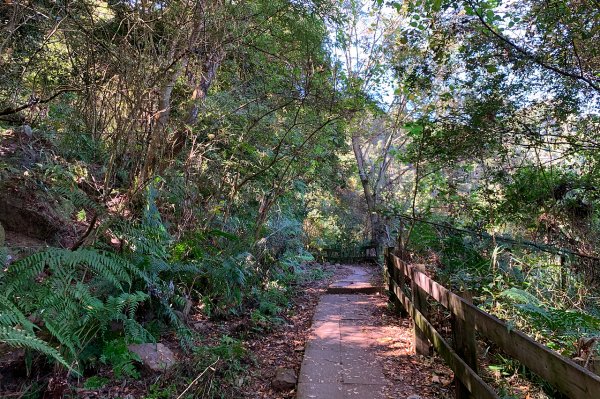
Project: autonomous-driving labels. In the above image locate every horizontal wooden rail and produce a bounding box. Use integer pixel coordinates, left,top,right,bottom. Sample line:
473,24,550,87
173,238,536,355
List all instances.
385,249,600,399
313,245,378,264
388,276,499,398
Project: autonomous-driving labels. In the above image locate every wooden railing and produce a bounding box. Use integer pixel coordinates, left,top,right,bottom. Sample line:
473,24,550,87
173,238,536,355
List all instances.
384,247,600,399
313,244,378,264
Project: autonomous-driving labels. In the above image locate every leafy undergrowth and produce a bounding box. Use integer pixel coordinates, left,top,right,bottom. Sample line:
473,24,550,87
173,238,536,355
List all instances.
403,221,600,398
84,262,337,399
0,260,337,399
0,126,342,398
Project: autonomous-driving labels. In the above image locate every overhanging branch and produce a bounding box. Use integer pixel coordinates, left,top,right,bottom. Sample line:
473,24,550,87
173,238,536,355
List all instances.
0,88,79,117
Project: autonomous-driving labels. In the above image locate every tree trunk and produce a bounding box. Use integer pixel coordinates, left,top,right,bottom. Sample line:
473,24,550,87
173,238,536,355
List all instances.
352,135,385,254
141,63,185,183
171,48,226,157
370,212,386,255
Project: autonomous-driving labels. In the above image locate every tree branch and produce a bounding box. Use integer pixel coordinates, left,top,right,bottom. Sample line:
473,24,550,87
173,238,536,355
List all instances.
0,88,79,117
468,0,600,92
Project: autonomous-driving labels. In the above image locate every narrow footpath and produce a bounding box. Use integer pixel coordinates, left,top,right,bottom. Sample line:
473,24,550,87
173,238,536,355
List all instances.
296,265,390,399
296,265,453,399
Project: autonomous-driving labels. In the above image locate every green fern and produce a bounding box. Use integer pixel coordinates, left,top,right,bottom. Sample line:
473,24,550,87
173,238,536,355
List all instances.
0,247,152,370
0,326,70,369
51,184,104,215
104,185,199,346
0,293,72,369
0,183,200,372
100,338,141,379
499,287,542,307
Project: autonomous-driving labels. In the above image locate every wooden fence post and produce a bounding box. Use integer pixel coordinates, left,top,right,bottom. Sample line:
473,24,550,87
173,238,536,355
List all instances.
385,247,404,316
392,247,408,317
385,247,394,300
452,291,478,399
411,264,431,356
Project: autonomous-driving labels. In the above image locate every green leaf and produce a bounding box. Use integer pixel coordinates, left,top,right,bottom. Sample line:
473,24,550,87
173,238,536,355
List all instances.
208,229,239,241
76,209,87,222
84,376,110,389
404,123,424,137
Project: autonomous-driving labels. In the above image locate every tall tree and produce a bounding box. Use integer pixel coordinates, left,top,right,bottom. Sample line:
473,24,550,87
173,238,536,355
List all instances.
333,0,406,251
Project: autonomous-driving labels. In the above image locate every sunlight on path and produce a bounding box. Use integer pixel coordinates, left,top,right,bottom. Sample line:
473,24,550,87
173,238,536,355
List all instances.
297,265,389,399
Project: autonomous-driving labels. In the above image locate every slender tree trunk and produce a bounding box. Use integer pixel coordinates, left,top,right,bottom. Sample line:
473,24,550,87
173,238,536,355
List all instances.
141,62,185,183
171,48,226,157
352,135,385,254
255,192,274,240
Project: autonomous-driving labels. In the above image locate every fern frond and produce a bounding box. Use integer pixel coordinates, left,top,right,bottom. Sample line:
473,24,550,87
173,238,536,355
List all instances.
43,319,78,359
0,326,71,370
51,185,103,213
4,252,47,294
71,282,103,309
122,318,154,344
0,295,36,333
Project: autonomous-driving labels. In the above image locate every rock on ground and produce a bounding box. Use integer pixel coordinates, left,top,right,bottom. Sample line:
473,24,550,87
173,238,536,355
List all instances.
128,343,176,372
19,125,33,139
272,368,297,391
